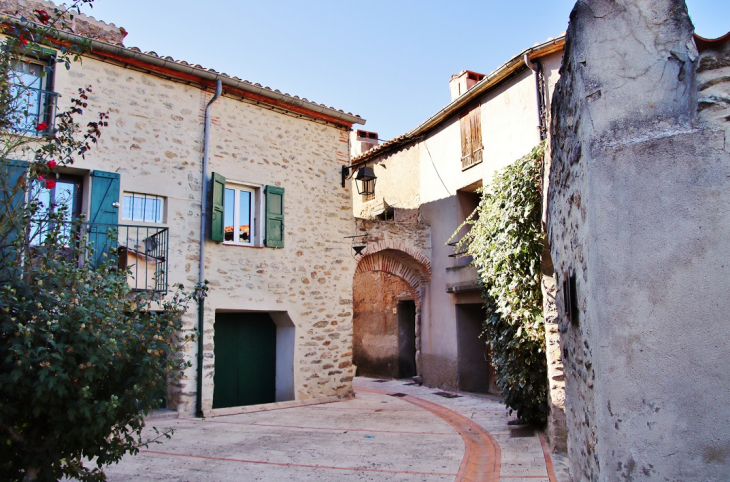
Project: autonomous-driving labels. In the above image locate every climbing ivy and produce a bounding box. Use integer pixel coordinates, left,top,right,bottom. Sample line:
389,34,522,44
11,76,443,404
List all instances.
451,143,547,426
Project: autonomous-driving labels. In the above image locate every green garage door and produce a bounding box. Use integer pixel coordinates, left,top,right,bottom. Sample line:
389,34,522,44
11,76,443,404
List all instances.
213,312,276,409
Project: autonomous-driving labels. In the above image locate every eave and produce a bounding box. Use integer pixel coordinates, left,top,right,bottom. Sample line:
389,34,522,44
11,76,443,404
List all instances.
350,35,566,166
1,17,366,129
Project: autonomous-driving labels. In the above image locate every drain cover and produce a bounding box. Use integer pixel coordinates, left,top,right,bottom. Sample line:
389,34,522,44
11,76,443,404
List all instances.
433,392,461,399
388,393,407,397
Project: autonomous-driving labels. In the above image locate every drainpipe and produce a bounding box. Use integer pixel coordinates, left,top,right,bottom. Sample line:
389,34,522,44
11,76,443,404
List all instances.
524,53,545,141
196,79,222,417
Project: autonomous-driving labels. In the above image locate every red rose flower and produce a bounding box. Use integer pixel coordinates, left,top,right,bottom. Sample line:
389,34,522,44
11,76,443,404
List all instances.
36,122,48,132
19,37,28,46
45,179,55,189
34,10,50,24
48,160,57,169
38,174,44,181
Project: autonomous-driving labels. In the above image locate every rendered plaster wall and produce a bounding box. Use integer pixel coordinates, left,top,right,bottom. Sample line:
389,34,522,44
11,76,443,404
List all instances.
352,271,414,378
547,1,730,479
352,143,421,219
418,67,555,390
53,55,356,416
354,62,565,395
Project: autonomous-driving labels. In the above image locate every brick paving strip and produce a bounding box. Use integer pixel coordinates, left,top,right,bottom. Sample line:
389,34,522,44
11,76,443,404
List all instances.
358,386,502,482
539,432,558,482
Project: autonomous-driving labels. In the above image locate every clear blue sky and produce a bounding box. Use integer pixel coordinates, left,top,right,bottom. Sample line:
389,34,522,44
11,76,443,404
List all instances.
78,1,729,140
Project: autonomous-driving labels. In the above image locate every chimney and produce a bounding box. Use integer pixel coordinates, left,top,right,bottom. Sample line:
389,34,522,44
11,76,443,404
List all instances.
350,129,379,158
449,70,486,101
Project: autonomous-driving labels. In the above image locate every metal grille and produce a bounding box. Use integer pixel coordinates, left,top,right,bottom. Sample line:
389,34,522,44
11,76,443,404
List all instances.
9,86,58,136
29,221,169,293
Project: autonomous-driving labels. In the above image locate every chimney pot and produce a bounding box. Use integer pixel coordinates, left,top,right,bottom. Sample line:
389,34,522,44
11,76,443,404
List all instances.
449,70,486,101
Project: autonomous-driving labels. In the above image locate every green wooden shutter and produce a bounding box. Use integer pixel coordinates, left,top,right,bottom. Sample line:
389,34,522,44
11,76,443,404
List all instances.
264,185,284,248
211,172,225,242
89,170,120,269
0,160,28,266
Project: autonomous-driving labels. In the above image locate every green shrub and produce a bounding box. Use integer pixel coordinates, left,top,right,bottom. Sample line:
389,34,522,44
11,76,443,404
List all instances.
452,143,547,426
0,4,202,479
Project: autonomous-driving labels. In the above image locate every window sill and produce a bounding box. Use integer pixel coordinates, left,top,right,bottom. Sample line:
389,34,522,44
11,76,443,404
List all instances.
222,242,265,249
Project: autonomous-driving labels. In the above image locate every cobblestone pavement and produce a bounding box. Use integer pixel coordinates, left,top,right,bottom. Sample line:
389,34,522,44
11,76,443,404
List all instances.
99,377,569,481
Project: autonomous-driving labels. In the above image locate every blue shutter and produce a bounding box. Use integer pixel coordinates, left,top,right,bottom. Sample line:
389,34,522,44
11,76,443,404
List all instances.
89,170,120,269
0,160,28,267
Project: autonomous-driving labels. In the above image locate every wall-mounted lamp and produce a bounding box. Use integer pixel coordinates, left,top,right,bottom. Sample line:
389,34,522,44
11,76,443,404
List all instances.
342,165,377,196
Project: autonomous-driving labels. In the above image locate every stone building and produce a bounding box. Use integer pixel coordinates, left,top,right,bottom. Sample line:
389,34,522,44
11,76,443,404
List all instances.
547,0,730,478
1,1,365,416
347,37,568,451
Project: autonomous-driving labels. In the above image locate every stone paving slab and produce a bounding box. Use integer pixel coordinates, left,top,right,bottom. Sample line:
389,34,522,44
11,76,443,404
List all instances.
94,377,569,481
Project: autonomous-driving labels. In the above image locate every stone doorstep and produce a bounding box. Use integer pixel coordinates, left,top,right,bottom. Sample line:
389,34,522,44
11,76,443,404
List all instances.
145,408,180,421
201,393,355,418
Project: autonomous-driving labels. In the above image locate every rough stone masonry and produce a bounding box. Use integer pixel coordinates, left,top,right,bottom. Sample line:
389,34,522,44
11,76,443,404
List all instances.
547,0,730,480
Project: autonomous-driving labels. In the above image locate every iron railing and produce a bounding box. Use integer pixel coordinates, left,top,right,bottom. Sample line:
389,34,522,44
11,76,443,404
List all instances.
29,221,169,293
9,85,58,136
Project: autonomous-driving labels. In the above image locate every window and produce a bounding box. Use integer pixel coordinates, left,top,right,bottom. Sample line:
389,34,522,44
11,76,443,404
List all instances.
224,185,256,245
29,175,83,245
361,179,375,202
8,56,57,136
122,192,165,223
210,172,284,248
460,105,483,170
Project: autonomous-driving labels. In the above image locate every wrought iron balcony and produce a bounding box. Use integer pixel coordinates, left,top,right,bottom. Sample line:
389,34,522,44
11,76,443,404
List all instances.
9,85,58,136
30,221,169,293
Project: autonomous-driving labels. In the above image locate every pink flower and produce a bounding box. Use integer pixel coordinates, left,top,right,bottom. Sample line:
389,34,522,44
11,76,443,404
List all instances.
48,160,57,169
45,179,56,189
36,122,48,132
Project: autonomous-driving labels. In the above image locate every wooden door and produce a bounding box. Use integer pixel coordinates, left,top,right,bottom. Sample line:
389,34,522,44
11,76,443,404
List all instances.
397,300,417,378
213,312,276,409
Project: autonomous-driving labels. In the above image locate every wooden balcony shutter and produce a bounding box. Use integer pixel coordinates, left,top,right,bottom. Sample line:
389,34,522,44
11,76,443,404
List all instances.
264,185,284,248
0,160,29,267
211,172,225,242
89,170,120,268
460,106,483,170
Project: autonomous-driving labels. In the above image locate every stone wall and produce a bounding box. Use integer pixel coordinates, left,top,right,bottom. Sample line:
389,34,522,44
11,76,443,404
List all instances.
548,1,730,479
204,101,356,409
53,51,357,414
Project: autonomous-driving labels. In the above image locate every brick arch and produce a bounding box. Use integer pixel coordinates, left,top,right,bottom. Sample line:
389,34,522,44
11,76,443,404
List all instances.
354,245,430,378
359,241,431,278
354,244,431,307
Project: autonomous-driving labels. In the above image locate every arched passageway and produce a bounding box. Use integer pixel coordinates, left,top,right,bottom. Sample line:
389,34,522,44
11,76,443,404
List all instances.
352,244,430,379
